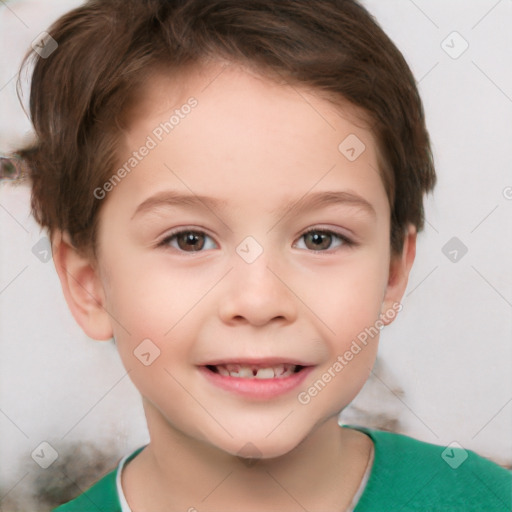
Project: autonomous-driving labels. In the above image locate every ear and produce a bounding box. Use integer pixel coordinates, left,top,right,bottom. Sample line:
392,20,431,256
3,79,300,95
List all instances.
52,231,113,341
380,224,417,326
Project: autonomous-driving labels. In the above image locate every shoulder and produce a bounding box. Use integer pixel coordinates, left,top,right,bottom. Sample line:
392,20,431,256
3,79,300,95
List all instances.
347,425,512,512
51,467,120,511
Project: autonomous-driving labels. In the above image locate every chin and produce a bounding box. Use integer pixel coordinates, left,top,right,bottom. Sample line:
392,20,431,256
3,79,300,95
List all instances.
206,428,306,463
233,440,299,462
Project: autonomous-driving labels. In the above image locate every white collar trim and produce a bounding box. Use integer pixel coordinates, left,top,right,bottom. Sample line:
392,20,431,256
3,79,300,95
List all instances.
116,451,133,512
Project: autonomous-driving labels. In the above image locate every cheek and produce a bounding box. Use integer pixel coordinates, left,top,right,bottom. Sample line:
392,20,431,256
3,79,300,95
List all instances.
306,249,388,410
306,251,389,338
100,264,166,367
102,259,213,371
104,258,201,332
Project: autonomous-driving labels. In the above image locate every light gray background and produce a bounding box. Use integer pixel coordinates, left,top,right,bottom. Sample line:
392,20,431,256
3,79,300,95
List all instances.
1,0,511,509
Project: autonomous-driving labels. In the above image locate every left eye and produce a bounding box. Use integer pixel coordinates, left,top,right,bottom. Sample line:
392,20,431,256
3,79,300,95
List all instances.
295,230,351,251
160,230,217,252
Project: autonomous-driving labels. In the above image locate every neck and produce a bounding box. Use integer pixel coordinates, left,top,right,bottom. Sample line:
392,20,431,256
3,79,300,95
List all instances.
122,400,373,511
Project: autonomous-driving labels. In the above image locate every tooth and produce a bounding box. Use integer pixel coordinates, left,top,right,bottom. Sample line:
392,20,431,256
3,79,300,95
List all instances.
238,367,254,378
284,365,296,376
255,367,275,379
212,363,298,379
274,364,286,376
217,366,230,377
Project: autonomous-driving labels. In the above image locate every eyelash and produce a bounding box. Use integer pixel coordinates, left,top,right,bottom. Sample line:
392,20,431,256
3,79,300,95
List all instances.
157,227,355,253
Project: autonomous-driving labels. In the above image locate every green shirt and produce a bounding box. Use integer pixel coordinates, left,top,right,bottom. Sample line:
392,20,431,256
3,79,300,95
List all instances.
53,426,512,511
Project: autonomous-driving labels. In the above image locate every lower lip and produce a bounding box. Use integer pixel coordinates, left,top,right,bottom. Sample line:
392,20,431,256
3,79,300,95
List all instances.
199,366,314,399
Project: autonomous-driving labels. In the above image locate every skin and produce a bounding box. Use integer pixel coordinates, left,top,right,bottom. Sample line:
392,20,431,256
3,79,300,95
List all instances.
53,62,416,511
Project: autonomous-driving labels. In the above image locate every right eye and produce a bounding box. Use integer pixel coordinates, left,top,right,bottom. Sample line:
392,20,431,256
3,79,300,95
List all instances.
158,229,218,252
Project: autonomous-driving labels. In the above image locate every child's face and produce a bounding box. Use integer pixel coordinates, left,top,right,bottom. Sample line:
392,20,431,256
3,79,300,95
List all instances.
83,64,412,458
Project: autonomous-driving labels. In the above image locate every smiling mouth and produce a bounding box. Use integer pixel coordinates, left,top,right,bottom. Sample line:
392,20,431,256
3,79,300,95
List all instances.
205,363,305,379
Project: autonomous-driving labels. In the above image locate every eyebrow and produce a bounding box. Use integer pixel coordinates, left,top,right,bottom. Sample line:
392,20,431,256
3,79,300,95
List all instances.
131,189,376,220
132,191,229,219
275,190,376,219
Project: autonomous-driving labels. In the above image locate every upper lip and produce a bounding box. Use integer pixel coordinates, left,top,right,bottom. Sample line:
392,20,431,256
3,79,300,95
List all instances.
199,358,313,367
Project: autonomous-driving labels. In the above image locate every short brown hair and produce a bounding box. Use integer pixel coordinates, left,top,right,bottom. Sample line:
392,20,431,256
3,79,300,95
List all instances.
16,0,435,257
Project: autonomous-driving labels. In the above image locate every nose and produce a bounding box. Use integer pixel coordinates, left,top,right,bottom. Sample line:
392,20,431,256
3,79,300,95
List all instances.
217,249,298,327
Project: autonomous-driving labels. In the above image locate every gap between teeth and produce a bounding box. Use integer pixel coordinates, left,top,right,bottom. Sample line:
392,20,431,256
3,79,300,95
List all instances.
214,364,297,379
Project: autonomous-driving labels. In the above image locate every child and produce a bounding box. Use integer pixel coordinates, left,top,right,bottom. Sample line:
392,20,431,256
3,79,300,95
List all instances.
13,0,511,510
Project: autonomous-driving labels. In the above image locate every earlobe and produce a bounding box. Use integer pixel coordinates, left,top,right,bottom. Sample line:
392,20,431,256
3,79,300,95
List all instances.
52,231,113,341
381,224,417,326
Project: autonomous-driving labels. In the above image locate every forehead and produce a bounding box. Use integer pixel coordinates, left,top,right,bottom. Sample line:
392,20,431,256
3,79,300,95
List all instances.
127,61,374,152
112,62,388,220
